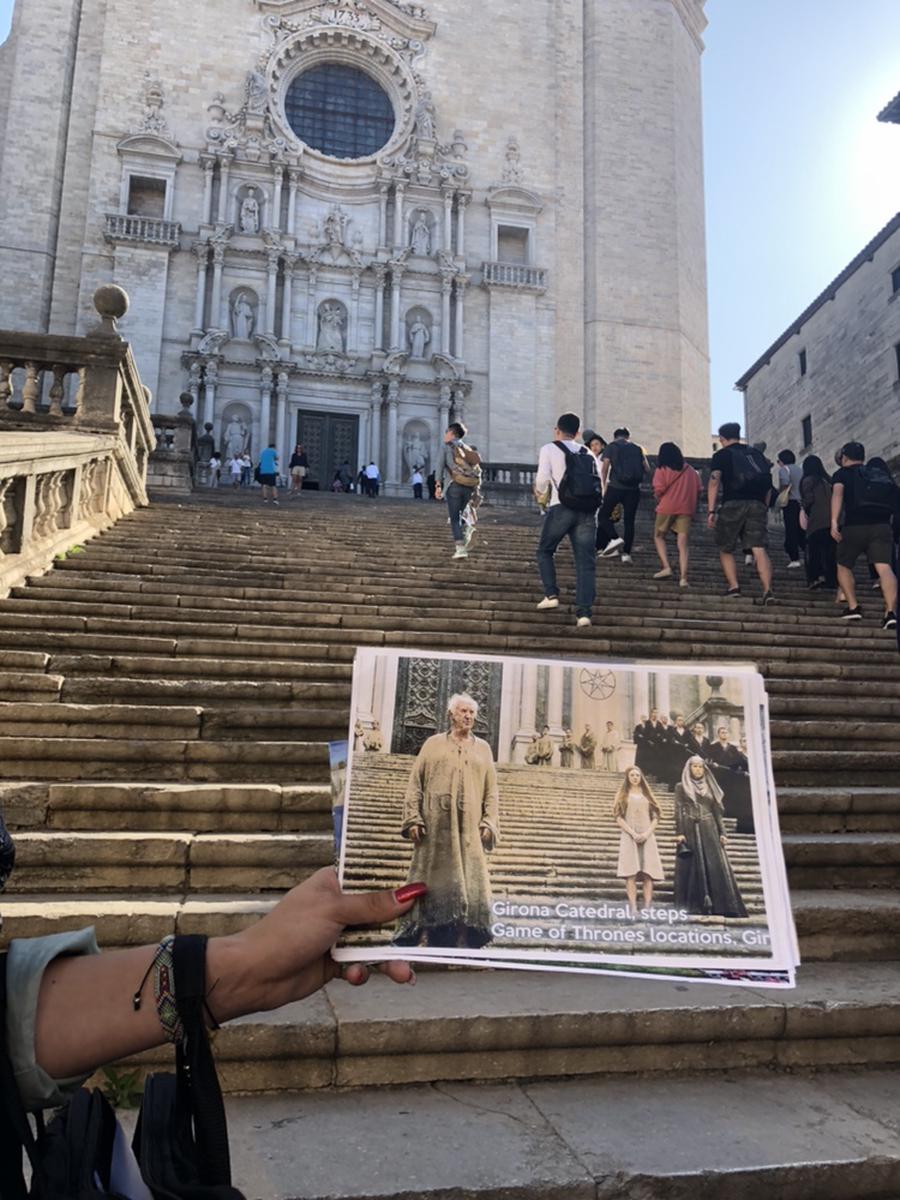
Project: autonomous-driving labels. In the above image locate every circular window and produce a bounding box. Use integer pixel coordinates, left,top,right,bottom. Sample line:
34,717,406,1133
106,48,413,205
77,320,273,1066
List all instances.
284,64,395,159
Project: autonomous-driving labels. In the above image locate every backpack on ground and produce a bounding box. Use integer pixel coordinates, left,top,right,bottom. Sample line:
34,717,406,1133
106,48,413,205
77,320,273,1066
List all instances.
554,442,602,512
612,441,645,488
856,463,899,512
450,443,481,488
727,444,769,494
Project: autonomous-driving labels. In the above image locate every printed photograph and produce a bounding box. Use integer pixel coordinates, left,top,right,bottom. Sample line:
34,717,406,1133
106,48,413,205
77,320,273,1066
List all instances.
336,650,781,970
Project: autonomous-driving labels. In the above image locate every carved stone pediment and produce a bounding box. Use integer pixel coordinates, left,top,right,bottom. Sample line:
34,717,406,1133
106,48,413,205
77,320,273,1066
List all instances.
486,185,543,216
116,133,182,163
255,0,435,41
254,333,283,361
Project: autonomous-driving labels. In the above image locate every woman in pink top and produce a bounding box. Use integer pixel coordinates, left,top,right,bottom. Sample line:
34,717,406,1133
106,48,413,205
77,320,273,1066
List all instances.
652,442,702,587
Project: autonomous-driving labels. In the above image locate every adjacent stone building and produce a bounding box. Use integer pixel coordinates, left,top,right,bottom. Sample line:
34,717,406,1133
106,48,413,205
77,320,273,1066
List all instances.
737,94,900,469
0,0,711,489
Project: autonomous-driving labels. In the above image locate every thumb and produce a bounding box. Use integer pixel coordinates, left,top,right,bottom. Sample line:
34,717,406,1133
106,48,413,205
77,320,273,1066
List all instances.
334,882,428,929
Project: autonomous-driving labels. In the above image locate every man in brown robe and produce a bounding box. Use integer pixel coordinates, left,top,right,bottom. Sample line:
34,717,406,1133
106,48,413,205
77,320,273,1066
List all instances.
394,693,500,949
576,724,597,769
533,725,554,767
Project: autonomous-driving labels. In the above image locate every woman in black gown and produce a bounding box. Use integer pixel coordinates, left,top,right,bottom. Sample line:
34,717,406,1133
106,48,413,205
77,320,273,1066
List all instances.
673,756,747,918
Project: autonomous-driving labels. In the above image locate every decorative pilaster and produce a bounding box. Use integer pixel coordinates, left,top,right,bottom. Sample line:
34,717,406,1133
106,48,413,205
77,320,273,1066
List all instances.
216,153,233,225
389,264,404,350
189,360,202,412
281,254,296,345
259,365,273,450
192,242,209,333
373,263,387,352
202,359,218,428
271,165,284,232
276,371,290,472
456,193,468,256
305,268,318,348
512,664,540,762
200,156,215,226
265,246,280,338
451,383,466,427
378,184,389,249
454,275,468,360
350,271,361,353
442,188,453,254
386,381,400,485
393,182,406,251
209,226,232,330
286,168,301,237
370,380,383,464
440,273,453,355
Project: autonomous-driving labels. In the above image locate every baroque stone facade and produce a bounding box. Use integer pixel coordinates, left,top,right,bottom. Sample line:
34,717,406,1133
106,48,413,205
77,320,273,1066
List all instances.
739,97,900,469
0,0,711,488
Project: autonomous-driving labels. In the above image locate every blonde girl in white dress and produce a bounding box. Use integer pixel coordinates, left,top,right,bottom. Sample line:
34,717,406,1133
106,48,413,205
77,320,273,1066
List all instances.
614,765,664,916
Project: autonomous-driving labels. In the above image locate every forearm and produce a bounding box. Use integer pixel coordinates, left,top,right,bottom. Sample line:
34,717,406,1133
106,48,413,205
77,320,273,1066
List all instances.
707,478,719,511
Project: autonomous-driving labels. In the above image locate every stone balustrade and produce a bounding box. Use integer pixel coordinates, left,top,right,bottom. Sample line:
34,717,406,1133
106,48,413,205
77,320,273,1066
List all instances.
104,213,182,248
0,286,153,595
481,462,538,507
481,261,548,291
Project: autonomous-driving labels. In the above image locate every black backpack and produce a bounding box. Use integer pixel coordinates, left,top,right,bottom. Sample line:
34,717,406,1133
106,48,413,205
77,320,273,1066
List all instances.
728,444,769,495
856,463,899,512
612,441,645,488
554,442,602,512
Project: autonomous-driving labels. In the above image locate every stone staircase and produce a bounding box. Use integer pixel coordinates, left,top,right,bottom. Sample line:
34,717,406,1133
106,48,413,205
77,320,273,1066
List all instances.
2,489,899,1198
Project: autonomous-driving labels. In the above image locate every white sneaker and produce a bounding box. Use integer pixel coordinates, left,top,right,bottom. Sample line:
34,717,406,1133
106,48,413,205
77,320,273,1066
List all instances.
620,554,633,564
576,616,591,628
598,538,624,558
787,560,801,569
453,546,468,559
744,553,753,566
537,596,560,610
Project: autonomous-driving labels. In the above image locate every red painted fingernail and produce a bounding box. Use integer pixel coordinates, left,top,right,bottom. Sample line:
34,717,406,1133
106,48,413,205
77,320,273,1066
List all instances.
394,882,428,903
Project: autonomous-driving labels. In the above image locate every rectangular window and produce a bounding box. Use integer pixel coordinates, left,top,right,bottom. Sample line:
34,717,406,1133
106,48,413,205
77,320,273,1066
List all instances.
892,266,900,295
127,176,167,218
798,348,807,376
801,414,812,448
895,341,900,379
497,225,530,264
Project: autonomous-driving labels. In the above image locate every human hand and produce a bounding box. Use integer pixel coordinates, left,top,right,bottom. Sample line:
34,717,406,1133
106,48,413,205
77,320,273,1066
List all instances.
831,524,842,543
720,836,728,846
409,824,426,844
480,827,494,850
435,484,443,500
676,835,686,844
707,511,716,527
207,869,427,1021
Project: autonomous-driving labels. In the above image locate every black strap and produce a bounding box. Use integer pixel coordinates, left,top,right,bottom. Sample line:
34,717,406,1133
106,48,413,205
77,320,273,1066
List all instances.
0,953,42,1199
172,935,233,1187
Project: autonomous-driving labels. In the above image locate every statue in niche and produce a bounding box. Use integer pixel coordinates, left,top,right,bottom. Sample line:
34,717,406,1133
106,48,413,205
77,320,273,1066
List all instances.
323,206,347,246
408,315,431,359
503,135,523,184
239,188,261,235
223,414,250,460
410,211,431,256
231,291,256,340
414,92,436,141
246,70,268,115
403,424,430,480
317,302,346,353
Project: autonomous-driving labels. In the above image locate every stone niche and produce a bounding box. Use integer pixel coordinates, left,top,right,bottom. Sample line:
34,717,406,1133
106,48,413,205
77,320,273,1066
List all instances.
220,404,253,460
401,417,432,482
235,183,266,235
229,288,260,341
405,306,433,360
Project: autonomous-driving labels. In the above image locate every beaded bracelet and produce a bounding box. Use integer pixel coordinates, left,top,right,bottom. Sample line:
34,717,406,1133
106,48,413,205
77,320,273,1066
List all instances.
133,935,185,1044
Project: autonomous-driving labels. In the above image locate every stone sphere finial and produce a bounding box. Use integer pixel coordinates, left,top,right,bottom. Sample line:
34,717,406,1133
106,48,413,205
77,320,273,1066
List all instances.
179,391,194,410
204,422,214,433
91,284,129,338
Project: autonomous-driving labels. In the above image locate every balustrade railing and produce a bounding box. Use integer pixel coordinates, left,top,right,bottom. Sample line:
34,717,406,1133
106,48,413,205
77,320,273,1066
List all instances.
481,261,548,290
0,286,154,594
104,213,182,248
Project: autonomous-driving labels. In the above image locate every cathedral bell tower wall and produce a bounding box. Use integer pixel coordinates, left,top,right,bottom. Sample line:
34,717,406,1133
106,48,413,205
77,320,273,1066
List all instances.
0,0,85,332
582,0,710,455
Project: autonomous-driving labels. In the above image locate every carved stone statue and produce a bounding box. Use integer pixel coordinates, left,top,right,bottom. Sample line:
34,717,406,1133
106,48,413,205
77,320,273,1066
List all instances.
408,316,431,359
503,135,524,184
323,206,347,246
246,70,268,115
223,414,250,460
240,188,260,234
317,302,346,353
231,291,256,340
410,211,431,256
403,424,430,481
414,92,436,141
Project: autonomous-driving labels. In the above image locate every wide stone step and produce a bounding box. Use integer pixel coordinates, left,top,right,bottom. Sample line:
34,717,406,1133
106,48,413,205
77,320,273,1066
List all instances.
168,1066,900,1200
773,751,900,786
114,963,900,1094
5,831,331,893
778,787,900,833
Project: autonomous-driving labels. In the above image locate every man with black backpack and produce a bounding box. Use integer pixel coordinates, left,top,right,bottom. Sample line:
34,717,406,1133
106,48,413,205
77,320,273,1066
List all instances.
534,412,601,627
707,422,776,603
596,427,650,563
830,442,897,628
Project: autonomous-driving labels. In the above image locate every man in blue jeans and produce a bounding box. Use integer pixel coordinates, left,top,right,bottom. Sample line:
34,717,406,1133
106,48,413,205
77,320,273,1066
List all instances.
534,412,598,628
436,421,481,559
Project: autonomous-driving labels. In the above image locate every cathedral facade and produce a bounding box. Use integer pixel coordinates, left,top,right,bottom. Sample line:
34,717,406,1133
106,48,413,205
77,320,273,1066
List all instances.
0,0,710,490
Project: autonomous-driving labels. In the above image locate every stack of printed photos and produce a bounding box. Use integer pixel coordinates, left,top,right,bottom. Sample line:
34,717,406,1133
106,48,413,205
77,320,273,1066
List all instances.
331,648,800,988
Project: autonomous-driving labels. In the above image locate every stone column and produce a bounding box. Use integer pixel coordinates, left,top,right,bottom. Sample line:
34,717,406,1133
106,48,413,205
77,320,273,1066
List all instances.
442,188,453,253
512,664,539,762
216,153,232,225
189,361,202,412
276,371,289,474
656,674,671,719
370,381,383,464
350,271,361,352
378,183,389,248
451,384,466,428
202,359,217,429
201,156,215,226
386,381,400,484
265,248,279,338
393,182,405,251
210,241,226,330
271,165,284,231
373,264,387,351
547,666,565,736
192,242,209,334
440,273,453,354
287,168,301,236
305,269,318,348
634,671,650,722
456,193,468,256
259,366,273,449
281,254,296,345
389,264,404,350
454,275,467,360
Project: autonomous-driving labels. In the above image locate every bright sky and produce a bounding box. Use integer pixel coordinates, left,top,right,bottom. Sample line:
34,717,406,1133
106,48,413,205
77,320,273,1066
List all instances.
1,0,897,436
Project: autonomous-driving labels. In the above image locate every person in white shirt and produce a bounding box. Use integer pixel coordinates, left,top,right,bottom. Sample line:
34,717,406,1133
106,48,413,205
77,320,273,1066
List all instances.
207,455,220,488
227,455,243,488
411,469,424,500
533,412,599,628
364,462,381,497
